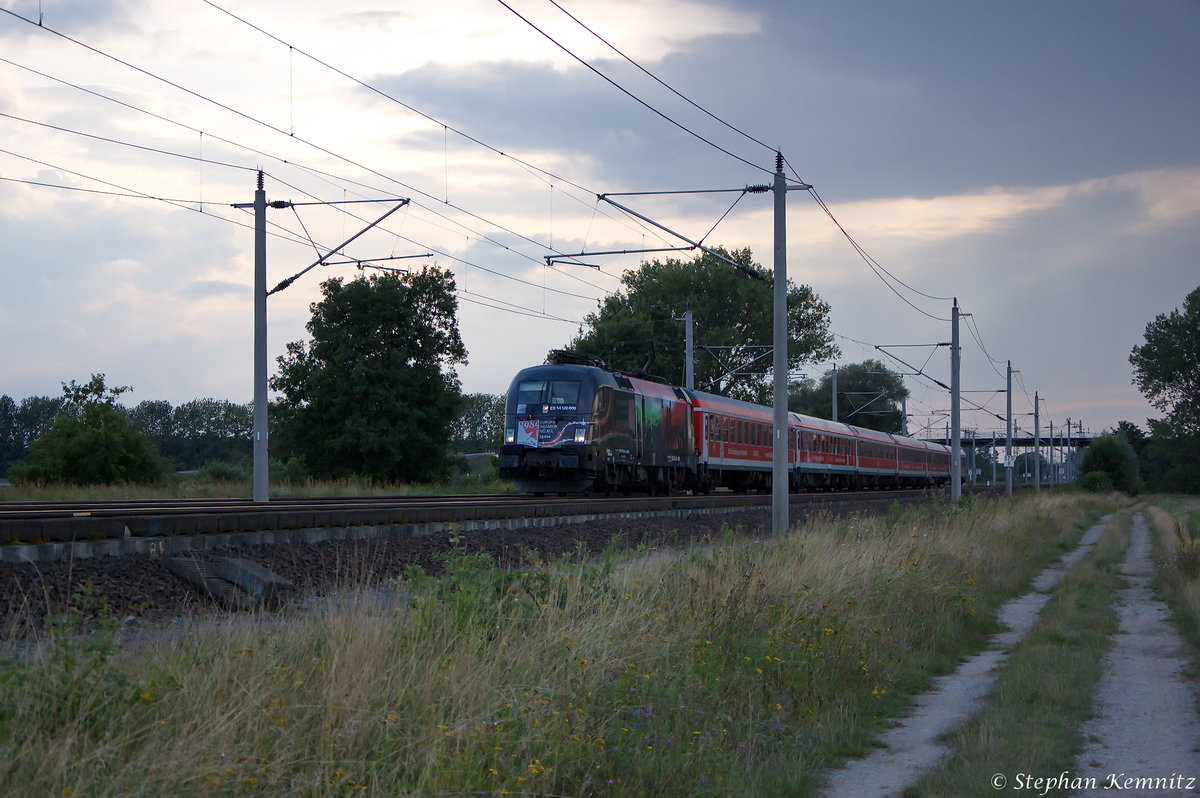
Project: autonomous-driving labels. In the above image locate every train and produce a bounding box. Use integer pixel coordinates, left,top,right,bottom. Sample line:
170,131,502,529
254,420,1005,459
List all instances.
497,350,963,496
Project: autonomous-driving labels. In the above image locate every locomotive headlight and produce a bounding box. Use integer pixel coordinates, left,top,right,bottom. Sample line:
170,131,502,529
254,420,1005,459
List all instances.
505,428,515,444
574,425,587,443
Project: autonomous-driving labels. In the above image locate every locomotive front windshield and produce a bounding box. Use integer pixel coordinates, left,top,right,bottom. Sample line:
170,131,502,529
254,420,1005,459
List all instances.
515,380,581,414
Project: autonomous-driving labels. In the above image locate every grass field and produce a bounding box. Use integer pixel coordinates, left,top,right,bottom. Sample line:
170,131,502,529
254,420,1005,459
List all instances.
0,493,1117,796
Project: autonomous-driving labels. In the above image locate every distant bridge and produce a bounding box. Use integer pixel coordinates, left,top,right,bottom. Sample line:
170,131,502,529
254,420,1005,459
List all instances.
922,434,1094,448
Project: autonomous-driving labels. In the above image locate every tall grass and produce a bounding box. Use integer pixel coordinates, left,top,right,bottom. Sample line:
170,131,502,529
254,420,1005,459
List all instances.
1148,498,1200,645
0,494,1115,797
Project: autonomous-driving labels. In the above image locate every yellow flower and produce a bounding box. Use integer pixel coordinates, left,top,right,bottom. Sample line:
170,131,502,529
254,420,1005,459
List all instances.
139,693,154,703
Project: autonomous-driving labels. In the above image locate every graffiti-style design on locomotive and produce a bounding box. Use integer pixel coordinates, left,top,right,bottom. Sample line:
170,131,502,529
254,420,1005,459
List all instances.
498,351,962,496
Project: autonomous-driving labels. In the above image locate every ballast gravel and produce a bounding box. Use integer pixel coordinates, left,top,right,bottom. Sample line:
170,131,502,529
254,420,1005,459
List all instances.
0,509,774,638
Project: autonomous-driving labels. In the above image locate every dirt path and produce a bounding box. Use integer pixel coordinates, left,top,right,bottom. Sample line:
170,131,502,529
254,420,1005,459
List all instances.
818,516,1112,798
1074,513,1200,796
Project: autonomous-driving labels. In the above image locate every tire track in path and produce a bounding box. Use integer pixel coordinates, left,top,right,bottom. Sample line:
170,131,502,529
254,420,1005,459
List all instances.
1074,513,1200,796
818,516,1113,798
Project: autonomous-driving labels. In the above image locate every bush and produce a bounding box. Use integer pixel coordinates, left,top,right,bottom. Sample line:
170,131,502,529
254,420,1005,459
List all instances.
7,376,162,486
195,460,251,484
1078,471,1114,493
1079,435,1142,494
1160,465,1200,495
271,456,310,486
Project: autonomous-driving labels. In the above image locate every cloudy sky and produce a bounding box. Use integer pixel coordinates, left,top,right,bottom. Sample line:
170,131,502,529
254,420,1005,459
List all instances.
0,0,1196,441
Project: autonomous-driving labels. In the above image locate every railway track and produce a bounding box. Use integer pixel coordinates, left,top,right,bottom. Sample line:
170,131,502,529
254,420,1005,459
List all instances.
0,486,1006,563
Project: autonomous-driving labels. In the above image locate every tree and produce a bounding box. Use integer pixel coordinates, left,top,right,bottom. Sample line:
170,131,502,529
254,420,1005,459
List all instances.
788,359,909,433
566,249,838,403
1079,434,1141,495
1130,284,1200,435
271,268,466,483
449,393,505,454
7,375,162,485
127,398,252,470
1,394,70,477
1129,285,1200,493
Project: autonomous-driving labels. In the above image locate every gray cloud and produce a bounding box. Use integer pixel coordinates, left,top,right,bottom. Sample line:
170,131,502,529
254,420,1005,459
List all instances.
0,0,145,40
365,0,1200,201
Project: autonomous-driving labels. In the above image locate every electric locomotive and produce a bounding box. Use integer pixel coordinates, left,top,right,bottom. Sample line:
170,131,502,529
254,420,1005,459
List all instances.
497,351,693,495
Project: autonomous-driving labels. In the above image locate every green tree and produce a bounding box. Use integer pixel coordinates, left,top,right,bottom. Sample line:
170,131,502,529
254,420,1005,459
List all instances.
449,393,505,454
126,398,252,471
271,269,466,483
1079,434,1141,495
566,249,838,403
1130,284,1200,435
788,359,909,433
7,375,162,485
1,394,68,477
1129,284,1200,492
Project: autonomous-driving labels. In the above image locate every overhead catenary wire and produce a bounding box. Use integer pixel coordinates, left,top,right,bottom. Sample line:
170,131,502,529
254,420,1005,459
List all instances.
482,0,957,325
0,8,609,283
545,0,777,156
0,111,258,173
0,45,610,308
3,4,1020,372
494,0,773,176
0,146,315,248
0,144,575,322
0,173,229,205
479,9,960,320
193,0,666,259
